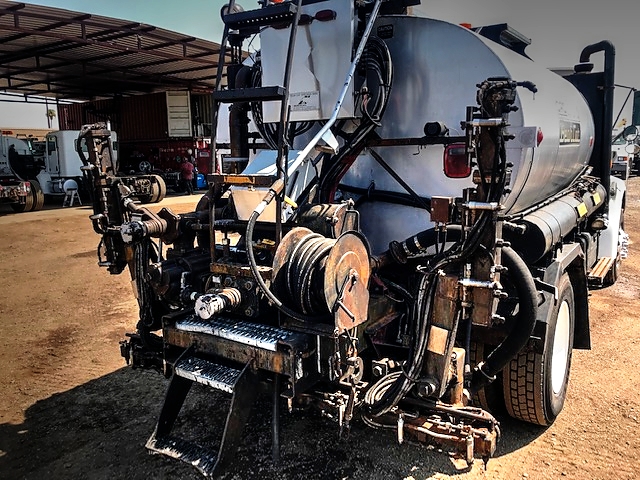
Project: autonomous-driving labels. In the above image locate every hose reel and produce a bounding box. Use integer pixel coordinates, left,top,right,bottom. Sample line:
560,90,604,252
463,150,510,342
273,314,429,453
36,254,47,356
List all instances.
272,227,371,330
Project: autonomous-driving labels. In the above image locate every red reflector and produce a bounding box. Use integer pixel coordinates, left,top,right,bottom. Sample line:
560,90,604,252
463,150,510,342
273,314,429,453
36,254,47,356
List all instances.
443,144,470,178
537,128,544,146
314,9,337,22
273,9,336,29
24,182,30,189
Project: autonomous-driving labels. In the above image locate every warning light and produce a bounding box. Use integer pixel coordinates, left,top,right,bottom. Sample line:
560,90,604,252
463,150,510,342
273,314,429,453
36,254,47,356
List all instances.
443,143,471,178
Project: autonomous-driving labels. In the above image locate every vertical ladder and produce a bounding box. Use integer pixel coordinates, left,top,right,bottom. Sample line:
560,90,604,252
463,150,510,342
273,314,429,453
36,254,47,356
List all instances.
208,0,303,262
148,3,306,475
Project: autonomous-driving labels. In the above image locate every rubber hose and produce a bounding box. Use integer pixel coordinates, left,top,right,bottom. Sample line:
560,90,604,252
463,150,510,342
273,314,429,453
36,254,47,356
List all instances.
405,225,462,256
245,209,328,323
470,246,538,392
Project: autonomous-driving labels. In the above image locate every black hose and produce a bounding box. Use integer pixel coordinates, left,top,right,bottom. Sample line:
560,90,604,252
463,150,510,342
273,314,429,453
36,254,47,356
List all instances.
319,35,393,201
366,273,437,416
245,198,328,323
470,246,538,392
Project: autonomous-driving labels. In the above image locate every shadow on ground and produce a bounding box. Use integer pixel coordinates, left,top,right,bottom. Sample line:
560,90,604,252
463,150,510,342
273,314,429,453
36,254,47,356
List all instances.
0,367,544,480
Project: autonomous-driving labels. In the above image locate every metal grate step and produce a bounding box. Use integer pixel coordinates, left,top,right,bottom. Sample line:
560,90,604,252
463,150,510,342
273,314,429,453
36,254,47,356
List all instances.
147,435,218,477
174,357,241,393
176,316,300,352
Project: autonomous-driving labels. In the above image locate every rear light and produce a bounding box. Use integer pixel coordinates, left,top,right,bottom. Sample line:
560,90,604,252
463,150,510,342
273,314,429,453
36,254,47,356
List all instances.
443,143,471,178
537,128,544,146
314,9,337,22
24,182,30,190
273,9,336,29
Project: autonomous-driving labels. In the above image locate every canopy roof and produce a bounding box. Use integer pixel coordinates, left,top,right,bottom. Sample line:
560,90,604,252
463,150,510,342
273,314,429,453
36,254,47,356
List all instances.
0,1,226,101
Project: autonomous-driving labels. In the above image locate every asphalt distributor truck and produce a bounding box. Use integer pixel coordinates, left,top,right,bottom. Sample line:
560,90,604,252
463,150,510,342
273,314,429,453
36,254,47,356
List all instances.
81,0,627,476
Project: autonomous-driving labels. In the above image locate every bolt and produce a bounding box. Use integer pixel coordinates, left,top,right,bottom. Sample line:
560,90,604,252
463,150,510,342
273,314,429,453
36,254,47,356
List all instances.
244,280,254,290
223,276,234,287
372,365,384,377
417,378,438,397
244,307,254,317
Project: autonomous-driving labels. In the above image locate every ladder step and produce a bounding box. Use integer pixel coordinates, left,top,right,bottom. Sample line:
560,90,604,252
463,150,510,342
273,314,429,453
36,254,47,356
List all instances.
146,435,218,477
588,256,614,284
174,357,241,393
213,86,286,103
176,316,302,352
224,2,297,33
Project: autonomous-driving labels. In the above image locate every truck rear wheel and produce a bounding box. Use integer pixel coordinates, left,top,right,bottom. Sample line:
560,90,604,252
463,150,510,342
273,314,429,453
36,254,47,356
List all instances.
150,175,166,203
29,180,45,211
10,182,41,213
502,273,574,426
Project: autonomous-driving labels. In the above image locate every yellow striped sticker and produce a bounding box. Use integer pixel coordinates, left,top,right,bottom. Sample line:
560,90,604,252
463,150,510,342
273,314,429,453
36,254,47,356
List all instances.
592,192,601,205
577,202,588,217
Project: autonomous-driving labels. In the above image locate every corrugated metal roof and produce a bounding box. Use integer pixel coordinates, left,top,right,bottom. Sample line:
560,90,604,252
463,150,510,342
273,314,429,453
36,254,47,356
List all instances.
0,0,228,100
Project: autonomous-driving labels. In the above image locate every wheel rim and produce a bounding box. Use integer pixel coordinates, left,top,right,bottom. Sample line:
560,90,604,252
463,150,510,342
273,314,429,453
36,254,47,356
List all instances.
551,300,571,395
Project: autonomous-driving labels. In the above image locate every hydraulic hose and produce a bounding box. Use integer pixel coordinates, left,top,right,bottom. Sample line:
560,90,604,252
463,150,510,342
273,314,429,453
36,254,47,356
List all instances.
245,180,328,323
366,273,438,417
470,246,538,392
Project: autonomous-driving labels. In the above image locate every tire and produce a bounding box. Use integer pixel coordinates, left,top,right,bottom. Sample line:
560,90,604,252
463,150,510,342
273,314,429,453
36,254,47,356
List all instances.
138,160,152,174
29,180,45,211
503,273,575,426
10,185,35,213
148,181,160,204
151,175,166,203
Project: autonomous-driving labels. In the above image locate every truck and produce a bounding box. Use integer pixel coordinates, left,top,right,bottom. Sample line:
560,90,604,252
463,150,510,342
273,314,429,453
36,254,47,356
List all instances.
611,125,640,179
0,134,44,212
35,129,167,204
82,1,628,476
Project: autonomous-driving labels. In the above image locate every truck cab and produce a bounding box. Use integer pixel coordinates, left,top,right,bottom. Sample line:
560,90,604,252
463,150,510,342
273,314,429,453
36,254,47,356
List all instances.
0,134,44,212
36,129,118,195
611,125,640,179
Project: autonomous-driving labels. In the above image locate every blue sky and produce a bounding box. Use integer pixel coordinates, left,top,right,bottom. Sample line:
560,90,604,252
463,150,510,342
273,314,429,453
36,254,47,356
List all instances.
2,0,640,128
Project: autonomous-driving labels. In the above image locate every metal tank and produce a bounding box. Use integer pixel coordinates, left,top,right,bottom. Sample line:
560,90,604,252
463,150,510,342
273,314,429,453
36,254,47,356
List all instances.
341,16,595,253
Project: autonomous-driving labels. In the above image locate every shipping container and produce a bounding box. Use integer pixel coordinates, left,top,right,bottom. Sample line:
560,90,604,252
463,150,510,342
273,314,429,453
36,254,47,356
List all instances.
58,90,215,174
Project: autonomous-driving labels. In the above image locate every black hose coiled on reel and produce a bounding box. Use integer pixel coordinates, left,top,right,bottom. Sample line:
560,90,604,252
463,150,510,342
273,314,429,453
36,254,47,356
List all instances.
285,233,336,315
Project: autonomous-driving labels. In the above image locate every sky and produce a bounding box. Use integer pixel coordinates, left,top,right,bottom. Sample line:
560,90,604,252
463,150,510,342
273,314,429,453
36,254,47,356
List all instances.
2,0,640,129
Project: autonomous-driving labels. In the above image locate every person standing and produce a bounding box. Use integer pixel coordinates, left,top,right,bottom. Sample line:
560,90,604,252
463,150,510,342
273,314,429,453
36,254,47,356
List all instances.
180,157,194,195
187,148,199,190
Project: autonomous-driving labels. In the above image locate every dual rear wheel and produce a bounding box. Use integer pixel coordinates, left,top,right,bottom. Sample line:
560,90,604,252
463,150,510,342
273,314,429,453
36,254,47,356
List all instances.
10,179,44,213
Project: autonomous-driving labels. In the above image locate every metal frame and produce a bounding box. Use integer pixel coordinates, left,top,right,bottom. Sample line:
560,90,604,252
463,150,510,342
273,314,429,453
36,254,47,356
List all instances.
0,0,231,100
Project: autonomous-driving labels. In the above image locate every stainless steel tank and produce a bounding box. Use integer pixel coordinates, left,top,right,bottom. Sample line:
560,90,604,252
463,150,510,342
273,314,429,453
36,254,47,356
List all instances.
341,16,595,253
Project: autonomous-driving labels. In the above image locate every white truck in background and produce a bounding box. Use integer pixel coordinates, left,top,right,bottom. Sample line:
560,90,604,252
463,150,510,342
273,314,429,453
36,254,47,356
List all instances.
611,125,640,179
34,129,167,204
0,134,44,212
35,129,119,197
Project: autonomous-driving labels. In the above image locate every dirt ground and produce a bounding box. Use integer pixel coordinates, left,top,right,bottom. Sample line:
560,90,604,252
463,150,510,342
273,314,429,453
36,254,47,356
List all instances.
0,182,639,480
